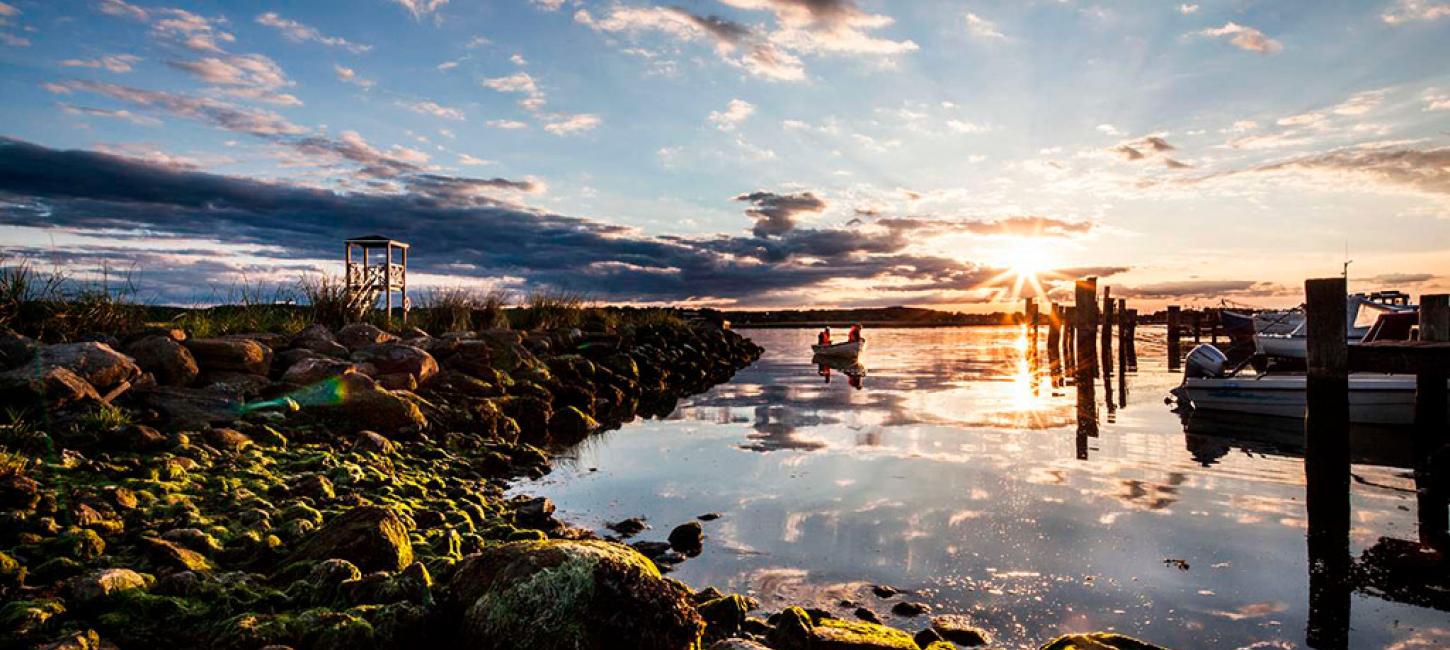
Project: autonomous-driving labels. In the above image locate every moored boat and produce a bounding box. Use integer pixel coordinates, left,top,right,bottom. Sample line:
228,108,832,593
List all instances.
811,339,863,358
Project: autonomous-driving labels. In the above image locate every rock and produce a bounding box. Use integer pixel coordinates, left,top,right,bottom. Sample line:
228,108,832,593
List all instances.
0,473,42,511
108,424,170,451
161,528,223,555
295,474,336,500
708,640,771,650
697,594,750,635
698,512,722,521
184,338,272,375
871,585,900,599
0,366,100,411
890,601,929,617
353,430,397,455
68,568,148,602
854,607,882,624
298,373,426,433
36,630,101,650
0,329,38,370
446,539,704,650
1039,633,1171,650
351,343,438,383
196,371,271,397
307,558,362,604
376,372,417,391
290,324,350,357
281,357,362,386
123,335,199,386
607,517,649,537
203,427,253,453
286,505,414,573
141,537,213,572
668,521,703,554
28,342,141,392
548,405,598,441
513,496,554,526
930,614,991,646
501,395,551,443
131,385,241,427
631,541,672,559
337,323,398,351
914,628,946,649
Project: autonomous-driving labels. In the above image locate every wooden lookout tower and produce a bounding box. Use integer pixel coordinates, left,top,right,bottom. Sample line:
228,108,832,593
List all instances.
344,235,409,323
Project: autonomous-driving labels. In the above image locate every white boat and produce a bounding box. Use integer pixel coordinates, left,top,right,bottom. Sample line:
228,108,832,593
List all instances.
1173,344,1448,425
1253,292,1415,360
811,340,863,358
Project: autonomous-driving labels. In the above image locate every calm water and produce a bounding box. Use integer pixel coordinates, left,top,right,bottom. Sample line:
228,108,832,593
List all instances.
514,327,1448,649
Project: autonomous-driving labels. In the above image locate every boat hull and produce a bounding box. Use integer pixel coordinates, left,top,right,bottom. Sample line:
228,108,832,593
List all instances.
1177,374,1450,425
811,340,863,358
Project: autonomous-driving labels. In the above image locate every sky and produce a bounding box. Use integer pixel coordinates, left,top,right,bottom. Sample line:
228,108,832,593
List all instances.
0,0,1448,311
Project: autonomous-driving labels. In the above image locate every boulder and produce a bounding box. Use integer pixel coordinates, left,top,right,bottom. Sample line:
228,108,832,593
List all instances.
353,430,397,455
0,329,38,371
123,336,199,386
549,405,598,441
1039,633,1171,650
286,505,414,573
445,540,704,650
281,357,363,386
929,615,990,646
196,371,271,397
290,324,350,358
890,601,929,617
696,594,750,635
376,373,418,391
297,373,427,433
184,338,272,375
130,386,242,427
768,608,917,650
607,517,649,538
141,537,213,573
294,474,336,500
441,340,494,377
337,323,398,352
203,427,254,453
708,641,771,650
351,343,438,383
68,568,148,603
0,366,100,411
668,522,703,554
13,342,141,392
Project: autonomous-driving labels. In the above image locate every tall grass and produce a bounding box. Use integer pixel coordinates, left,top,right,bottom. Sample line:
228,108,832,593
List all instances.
0,257,141,341
299,273,354,330
173,278,308,338
510,289,589,331
417,287,510,334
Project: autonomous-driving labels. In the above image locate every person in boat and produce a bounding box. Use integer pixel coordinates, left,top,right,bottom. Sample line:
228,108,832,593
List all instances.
818,326,831,347
848,323,863,343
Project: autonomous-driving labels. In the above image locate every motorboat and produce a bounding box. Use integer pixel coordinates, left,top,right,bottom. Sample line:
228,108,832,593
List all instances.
811,339,863,359
1253,291,1416,360
1172,342,1448,425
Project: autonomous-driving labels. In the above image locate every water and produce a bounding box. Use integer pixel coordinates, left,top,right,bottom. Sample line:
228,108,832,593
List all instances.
514,327,1448,649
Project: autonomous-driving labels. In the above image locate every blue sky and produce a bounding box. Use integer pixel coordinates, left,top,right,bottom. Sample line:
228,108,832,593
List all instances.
1,0,1448,308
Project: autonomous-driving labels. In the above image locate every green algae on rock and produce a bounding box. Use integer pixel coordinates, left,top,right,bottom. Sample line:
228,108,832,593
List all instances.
1040,632,1173,650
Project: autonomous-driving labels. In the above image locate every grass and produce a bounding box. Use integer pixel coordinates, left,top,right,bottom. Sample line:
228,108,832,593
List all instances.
0,447,28,479
0,257,143,342
510,290,589,331
416,287,511,335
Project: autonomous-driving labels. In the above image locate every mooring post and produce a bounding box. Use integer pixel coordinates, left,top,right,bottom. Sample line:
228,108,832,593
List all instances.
1192,310,1203,343
1025,297,1039,364
1126,309,1139,369
1075,278,1099,381
1101,287,1115,378
1063,306,1077,374
1304,277,1351,650
1167,306,1182,370
1046,304,1062,378
1117,299,1128,376
1416,294,1449,548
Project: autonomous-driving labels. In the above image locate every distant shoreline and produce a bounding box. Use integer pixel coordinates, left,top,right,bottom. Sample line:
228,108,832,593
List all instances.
732,321,1008,329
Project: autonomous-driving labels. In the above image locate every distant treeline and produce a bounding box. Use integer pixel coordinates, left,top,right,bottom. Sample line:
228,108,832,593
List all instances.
716,305,1015,328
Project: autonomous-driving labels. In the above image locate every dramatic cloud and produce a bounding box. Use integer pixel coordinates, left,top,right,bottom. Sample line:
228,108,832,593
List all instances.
1251,146,1450,196
721,0,919,57
1382,0,1450,24
255,12,371,53
0,138,1008,305
1117,280,1284,299
148,8,236,53
49,80,305,136
59,54,141,73
735,190,827,237
576,5,806,81
333,64,374,89
876,215,1095,238
167,54,302,106
398,100,465,121
709,99,756,130
1193,22,1282,54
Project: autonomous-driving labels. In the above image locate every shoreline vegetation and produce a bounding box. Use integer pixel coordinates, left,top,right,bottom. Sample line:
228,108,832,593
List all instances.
0,268,1172,649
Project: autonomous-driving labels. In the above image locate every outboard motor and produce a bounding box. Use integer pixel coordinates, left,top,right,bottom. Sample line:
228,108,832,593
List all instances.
1184,344,1228,379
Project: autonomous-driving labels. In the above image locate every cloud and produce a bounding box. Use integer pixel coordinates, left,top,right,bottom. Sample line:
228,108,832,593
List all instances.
1164,158,1192,169
1382,0,1450,24
1143,136,1175,151
166,54,302,106
964,12,1005,40
60,54,141,73
1115,145,1145,160
0,32,27,47
876,215,1095,238
735,190,827,237
149,8,236,53
576,5,807,81
728,0,919,57
510,53,527,66
1193,22,1282,54
1096,124,1122,136
1425,88,1450,111
1364,273,1437,285
457,154,492,166
946,119,989,134
333,64,374,89
255,12,371,53
50,80,305,136
97,0,148,22
482,71,544,109
391,0,448,21
531,0,566,10
1179,4,1199,14
486,119,529,130
398,100,465,121
1250,146,1450,196
1118,280,1284,299
709,99,756,131
542,113,601,135
59,103,162,126
0,137,1010,305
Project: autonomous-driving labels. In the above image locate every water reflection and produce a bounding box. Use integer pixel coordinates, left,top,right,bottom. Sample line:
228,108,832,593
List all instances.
517,327,1446,649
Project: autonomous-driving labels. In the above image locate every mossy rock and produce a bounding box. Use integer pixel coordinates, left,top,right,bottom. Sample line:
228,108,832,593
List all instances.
285,505,414,574
1040,633,1173,650
446,539,703,650
0,599,65,637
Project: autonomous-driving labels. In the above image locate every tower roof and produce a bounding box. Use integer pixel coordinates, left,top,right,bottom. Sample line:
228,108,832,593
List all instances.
345,235,409,248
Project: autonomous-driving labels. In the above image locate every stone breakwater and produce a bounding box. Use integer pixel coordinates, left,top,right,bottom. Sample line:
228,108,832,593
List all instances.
0,321,1169,650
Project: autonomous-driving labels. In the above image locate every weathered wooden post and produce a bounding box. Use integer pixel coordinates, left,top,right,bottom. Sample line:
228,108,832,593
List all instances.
1025,297,1039,364
1166,305,1182,370
1101,288,1115,379
1192,310,1203,343
1304,277,1350,650
1075,278,1099,381
1416,294,1449,547
1047,304,1062,379
1117,299,1129,376
1063,306,1077,375
1126,309,1138,369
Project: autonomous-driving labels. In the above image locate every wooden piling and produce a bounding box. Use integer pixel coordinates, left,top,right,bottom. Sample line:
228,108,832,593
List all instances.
1166,306,1182,370
1075,278,1099,381
1415,294,1449,547
1046,304,1062,378
1063,306,1077,375
1101,288,1115,378
1192,310,1203,343
1303,277,1350,649
1117,299,1129,376
1025,297,1039,364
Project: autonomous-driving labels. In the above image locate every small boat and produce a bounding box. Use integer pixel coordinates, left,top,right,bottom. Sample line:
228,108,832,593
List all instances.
1253,291,1416,360
811,339,863,358
1172,344,1449,425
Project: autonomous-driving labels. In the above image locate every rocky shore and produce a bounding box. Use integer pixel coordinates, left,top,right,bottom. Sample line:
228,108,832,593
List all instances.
0,317,1167,650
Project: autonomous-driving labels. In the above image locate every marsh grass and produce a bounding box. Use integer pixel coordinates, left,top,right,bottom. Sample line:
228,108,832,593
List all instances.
511,290,590,331
173,278,309,338
0,257,142,341
417,287,511,334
